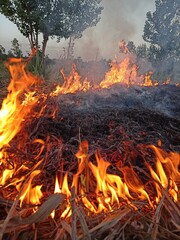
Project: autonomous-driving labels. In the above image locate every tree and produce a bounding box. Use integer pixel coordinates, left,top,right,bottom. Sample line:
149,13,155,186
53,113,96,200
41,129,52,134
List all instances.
0,0,103,58
10,38,23,57
147,44,158,63
143,0,180,61
0,45,5,55
136,44,148,59
127,41,136,53
143,0,180,81
0,44,6,61
42,0,103,59
0,0,40,49
59,0,103,39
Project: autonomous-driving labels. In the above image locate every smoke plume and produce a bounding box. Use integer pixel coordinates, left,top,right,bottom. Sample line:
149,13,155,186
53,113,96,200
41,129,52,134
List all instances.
74,0,155,60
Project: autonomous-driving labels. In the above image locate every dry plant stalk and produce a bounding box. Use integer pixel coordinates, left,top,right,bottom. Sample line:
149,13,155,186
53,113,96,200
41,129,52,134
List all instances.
76,207,91,240
148,194,165,240
71,186,77,240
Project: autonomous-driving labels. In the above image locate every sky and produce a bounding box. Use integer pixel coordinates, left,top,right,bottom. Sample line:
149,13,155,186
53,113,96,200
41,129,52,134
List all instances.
0,0,155,60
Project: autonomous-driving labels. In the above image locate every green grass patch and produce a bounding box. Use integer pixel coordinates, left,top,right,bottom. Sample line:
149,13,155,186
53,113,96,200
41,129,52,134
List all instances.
0,61,10,82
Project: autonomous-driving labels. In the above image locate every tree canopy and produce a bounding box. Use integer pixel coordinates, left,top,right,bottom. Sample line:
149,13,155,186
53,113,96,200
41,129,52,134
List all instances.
0,0,103,56
143,0,180,81
143,0,180,61
9,38,23,57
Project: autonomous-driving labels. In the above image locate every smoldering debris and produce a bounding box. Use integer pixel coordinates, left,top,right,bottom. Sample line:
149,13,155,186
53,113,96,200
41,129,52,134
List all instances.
57,85,180,120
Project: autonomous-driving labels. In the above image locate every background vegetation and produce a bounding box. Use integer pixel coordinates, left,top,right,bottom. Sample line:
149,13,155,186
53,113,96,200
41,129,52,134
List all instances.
0,0,179,83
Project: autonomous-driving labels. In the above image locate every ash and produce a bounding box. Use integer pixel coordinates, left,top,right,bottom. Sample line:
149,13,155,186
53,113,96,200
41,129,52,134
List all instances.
58,85,180,119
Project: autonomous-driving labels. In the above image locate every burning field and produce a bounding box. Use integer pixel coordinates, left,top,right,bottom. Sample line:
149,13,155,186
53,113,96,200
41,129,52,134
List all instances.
0,52,180,240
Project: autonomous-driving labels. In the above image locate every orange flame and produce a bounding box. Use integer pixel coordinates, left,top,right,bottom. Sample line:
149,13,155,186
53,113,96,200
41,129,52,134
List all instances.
49,53,171,95
51,64,91,96
143,73,158,86
0,167,15,185
0,57,39,163
52,141,179,218
99,58,132,88
118,40,129,54
147,145,179,203
18,169,43,206
89,151,132,213
120,166,153,207
0,54,177,223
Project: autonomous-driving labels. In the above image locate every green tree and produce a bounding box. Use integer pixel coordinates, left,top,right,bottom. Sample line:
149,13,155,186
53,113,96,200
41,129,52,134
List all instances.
0,44,6,61
0,0,103,58
143,0,180,61
147,44,158,63
0,0,40,49
10,38,23,57
127,41,136,53
136,44,148,59
143,0,180,81
0,45,5,55
58,0,103,39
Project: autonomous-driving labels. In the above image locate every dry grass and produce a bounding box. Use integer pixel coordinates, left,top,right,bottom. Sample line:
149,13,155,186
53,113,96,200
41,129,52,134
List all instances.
0,83,180,239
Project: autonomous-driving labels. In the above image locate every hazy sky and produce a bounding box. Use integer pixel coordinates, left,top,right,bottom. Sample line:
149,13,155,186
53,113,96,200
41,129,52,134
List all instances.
0,0,155,60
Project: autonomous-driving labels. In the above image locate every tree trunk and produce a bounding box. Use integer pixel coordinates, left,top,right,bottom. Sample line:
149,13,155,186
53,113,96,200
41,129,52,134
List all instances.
28,31,39,51
42,34,49,60
35,31,39,49
66,36,75,60
28,35,34,50
67,36,72,60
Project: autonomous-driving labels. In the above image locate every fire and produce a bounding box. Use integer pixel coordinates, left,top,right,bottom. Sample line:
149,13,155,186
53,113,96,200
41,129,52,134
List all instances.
0,56,39,164
18,169,43,206
51,64,91,96
118,40,129,54
120,166,153,207
51,56,169,95
52,141,179,218
0,56,44,211
147,145,180,203
99,57,137,88
143,73,158,86
89,151,132,212
52,173,71,218
0,167,15,185
98,59,164,89
0,52,178,238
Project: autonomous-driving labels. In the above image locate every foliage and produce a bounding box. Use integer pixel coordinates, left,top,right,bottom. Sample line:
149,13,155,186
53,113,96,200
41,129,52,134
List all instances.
0,45,5,55
0,0,39,49
127,41,136,53
143,0,180,60
27,50,54,77
57,0,103,40
27,50,44,76
0,45,7,61
10,38,23,57
0,39,23,59
0,61,9,83
136,44,148,59
0,0,103,58
143,0,180,81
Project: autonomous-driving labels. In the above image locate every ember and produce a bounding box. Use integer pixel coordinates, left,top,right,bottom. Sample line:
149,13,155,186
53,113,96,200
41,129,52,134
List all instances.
0,54,179,240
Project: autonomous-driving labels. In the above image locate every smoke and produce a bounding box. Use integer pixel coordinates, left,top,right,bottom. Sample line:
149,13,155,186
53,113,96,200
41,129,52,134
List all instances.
58,85,180,120
0,0,155,61
74,0,155,60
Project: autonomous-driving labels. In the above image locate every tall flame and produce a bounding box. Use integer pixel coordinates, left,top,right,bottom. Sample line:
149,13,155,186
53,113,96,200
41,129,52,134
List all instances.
99,58,134,88
53,141,179,218
147,145,180,203
0,53,178,226
51,64,91,96
0,56,39,161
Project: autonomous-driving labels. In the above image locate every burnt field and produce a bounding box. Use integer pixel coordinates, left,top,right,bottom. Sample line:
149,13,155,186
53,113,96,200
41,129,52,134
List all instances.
0,57,180,240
